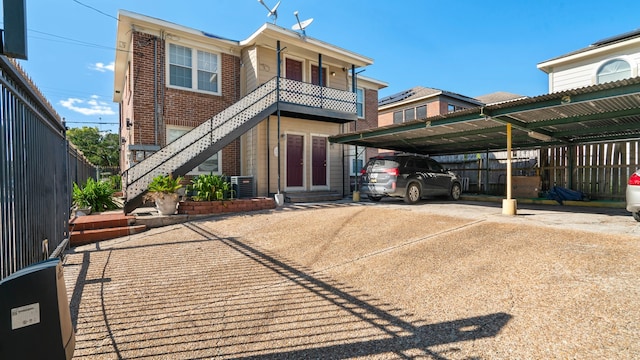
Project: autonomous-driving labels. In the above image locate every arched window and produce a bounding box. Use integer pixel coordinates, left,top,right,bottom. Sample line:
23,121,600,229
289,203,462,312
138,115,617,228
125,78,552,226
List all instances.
596,59,631,84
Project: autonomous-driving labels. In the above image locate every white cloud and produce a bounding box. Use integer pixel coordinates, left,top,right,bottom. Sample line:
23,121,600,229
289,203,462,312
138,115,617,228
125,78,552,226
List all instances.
92,61,115,72
60,96,116,116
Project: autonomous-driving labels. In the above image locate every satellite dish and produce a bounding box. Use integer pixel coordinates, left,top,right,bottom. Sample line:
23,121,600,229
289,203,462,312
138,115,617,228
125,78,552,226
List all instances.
292,10,313,36
258,0,280,24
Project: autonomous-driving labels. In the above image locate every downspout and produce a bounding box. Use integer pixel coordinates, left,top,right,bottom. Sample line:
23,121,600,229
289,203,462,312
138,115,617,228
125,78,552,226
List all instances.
267,115,270,194
153,36,158,146
275,40,284,205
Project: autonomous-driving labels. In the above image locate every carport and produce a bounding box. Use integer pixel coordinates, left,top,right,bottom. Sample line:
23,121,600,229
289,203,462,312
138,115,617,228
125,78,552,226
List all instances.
329,77,640,214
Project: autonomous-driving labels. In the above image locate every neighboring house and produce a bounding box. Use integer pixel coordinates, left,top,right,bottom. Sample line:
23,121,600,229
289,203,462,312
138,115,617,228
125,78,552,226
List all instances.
378,86,483,126
537,29,640,92
113,10,386,209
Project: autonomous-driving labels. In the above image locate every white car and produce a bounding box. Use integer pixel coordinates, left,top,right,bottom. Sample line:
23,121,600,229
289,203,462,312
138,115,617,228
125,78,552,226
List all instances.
626,169,640,222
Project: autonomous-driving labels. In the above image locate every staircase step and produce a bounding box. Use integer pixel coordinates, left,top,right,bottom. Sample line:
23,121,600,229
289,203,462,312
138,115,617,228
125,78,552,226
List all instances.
70,213,135,231
70,225,147,247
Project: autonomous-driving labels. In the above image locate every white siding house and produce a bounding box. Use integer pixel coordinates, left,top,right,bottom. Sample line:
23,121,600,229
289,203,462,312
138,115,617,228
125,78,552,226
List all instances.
537,29,640,93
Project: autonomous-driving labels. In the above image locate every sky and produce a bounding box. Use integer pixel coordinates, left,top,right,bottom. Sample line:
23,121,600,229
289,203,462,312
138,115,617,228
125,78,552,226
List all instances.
5,0,640,135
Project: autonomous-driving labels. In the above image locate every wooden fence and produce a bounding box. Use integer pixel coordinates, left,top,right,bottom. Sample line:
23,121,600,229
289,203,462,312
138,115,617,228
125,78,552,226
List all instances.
436,141,640,201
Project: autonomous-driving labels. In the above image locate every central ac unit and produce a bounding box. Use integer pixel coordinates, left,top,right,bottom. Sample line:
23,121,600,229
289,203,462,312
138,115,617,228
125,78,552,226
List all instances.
230,176,255,198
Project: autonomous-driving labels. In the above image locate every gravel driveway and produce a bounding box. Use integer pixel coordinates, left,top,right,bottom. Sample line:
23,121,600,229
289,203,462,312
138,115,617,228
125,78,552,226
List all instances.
64,200,640,359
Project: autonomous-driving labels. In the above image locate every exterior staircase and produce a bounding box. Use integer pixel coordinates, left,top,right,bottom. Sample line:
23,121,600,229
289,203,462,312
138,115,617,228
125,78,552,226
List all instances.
69,213,147,246
123,77,356,214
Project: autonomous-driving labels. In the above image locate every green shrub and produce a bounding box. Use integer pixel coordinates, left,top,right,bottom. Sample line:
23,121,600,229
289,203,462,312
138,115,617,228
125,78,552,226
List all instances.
147,174,183,194
73,178,119,211
189,174,234,201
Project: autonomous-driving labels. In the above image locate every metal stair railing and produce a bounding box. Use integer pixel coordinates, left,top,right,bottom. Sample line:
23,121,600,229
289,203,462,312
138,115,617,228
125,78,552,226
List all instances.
123,77,356,207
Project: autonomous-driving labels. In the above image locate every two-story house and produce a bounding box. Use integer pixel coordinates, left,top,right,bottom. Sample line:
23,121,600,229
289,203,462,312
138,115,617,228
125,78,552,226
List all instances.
537,29,640,92
113,10,386,211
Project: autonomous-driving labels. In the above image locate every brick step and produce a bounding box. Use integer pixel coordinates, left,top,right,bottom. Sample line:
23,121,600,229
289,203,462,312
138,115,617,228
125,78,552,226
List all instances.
69,213,135,231
70,225,147,247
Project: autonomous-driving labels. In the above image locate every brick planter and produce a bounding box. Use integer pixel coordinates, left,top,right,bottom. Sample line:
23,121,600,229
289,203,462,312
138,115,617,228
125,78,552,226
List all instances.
178,198,276,215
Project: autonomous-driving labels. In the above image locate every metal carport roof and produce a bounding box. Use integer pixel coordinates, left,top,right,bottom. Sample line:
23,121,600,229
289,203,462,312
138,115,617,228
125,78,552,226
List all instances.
329,77,640,156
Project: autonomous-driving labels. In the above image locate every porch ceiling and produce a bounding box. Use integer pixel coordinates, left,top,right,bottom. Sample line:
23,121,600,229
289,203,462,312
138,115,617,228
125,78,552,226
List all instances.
329,77,640,156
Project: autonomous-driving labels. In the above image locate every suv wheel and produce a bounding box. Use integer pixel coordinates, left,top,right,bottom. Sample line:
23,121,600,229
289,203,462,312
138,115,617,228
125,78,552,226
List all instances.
633,212,640,222
404,182,421,204
450,183,461,200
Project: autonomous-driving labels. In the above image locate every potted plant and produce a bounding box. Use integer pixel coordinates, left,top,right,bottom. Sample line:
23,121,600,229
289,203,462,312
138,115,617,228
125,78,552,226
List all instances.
72,178,119,215
145,174,183,215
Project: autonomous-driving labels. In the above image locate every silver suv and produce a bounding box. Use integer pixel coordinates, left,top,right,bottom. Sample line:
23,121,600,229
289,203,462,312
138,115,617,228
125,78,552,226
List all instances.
359,154,462,204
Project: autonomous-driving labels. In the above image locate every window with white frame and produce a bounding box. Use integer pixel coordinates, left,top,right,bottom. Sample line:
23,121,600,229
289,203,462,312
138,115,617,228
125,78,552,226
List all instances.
356,88,364,118
404,108,415,121
393,111,403,124
169,43,220,93
596,59,631,84
167,126,221,174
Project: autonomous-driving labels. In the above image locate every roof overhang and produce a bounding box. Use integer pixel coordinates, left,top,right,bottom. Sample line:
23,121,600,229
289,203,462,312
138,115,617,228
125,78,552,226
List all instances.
330,77,640,156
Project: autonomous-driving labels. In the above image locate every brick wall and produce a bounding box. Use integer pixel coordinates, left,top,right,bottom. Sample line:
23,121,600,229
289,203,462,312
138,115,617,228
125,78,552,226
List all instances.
129,31,242,175
348,88,380,160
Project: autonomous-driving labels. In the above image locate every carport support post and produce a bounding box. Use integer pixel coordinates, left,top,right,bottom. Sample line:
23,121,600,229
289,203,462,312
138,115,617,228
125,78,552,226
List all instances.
502,123,517,215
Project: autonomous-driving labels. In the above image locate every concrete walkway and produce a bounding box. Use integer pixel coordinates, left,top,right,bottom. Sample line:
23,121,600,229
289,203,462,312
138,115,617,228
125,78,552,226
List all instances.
63,199,640,359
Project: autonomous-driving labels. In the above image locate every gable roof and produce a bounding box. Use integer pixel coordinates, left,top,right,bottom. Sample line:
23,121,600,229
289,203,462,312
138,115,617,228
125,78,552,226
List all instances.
378,86,483,110
538,28,640,73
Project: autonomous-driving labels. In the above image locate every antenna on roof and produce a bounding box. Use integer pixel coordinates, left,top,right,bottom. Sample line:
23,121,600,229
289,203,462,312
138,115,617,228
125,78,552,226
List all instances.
258,0,281,24
291,10,313,37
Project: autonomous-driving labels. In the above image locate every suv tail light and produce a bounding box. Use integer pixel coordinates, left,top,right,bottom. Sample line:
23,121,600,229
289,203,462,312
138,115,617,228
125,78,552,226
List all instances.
360,168,367,175
384,168,400,176
629,172,640,186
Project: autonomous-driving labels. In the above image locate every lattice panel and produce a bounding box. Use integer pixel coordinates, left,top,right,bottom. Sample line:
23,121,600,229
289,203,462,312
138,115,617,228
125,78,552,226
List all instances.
279,78,356,113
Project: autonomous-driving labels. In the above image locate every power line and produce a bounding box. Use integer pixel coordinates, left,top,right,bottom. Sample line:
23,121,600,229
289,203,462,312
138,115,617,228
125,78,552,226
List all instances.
66,121,118,125
72,0,119,21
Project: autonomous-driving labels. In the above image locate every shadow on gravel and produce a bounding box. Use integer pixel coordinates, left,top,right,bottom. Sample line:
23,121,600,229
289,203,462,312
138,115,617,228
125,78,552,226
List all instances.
66,222,511,359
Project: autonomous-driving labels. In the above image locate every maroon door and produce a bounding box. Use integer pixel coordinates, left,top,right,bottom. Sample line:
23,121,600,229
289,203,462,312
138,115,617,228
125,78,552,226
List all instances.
286,134,304,187
312,136,327,186
311,65,327,86
286,59,303,81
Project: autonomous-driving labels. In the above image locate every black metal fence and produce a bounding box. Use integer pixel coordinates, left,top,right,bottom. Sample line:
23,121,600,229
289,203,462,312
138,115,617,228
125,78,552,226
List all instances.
0,56,96,280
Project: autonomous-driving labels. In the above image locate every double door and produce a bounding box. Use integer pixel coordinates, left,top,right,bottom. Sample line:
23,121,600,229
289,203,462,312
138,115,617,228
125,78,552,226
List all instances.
286,134,327,189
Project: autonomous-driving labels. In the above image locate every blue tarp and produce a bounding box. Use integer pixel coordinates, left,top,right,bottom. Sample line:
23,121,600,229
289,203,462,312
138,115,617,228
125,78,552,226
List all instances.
546,186,586,204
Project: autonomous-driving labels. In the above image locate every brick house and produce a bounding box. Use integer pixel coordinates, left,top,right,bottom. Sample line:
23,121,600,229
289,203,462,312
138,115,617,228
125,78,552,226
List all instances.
113,10,386,210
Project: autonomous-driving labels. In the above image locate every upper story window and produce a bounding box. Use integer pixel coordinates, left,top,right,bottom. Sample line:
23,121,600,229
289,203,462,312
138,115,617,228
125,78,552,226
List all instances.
404,108,415,121
356,88,364,118
168,43,220,94
416,105,426,119
393,111,403,124
596,59,631,84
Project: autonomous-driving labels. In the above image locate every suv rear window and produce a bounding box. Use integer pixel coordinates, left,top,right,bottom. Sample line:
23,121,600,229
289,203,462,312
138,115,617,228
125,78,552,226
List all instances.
366,159,400,171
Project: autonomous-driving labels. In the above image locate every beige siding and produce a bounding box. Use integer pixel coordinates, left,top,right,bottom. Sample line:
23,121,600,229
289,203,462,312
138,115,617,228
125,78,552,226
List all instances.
549,49,640,92
257,47,278,85
247,116,344,196
241,47,258,96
